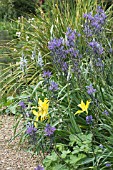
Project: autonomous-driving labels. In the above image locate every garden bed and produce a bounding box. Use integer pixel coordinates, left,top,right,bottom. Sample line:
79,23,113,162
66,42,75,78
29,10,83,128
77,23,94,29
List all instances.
0,1,113,169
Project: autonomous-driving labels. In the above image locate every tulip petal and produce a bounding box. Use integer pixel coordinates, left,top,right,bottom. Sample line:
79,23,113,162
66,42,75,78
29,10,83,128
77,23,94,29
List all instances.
75,110,84,115
32,110,38,116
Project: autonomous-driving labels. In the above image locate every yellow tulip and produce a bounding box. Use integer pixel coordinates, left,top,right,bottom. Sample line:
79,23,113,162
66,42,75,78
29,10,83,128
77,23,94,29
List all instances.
75,100,90,115
32,98,49,127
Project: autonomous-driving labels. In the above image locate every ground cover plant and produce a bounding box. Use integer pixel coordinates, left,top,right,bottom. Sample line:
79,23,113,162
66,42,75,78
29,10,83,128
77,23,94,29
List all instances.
0,0,113,170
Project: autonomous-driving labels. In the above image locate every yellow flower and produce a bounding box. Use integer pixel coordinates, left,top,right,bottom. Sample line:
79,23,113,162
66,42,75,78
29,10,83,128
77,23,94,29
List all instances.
32,98,49,127
75,100,90,115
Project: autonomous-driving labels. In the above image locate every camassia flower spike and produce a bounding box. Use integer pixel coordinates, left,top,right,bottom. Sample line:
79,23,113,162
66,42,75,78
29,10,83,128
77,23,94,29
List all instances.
75,100,90,115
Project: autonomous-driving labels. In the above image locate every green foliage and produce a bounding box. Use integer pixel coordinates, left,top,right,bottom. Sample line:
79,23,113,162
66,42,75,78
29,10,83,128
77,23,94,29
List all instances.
0,0,102,96
43,133,102,169
1,0,112,97
0,0,15,20
12,0,37,17
0,1,113,170
0,0,39,20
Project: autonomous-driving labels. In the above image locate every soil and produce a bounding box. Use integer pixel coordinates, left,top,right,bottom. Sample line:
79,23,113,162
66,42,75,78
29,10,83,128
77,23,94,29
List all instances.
0,115,42,170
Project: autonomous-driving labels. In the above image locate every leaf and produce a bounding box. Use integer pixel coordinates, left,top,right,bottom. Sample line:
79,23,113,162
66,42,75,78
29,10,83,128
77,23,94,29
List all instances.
32,81,43,94
56,143,65,152
69,134,77,143
7,96,14,101
8,104,17,114
61,150,71,158
53,164,70,170
50,24,54,38
69,134,82,146
79,157,95,165
70,154,86,165
43,152,58,168
13,116,23,136
57,84,69,99
68,111,81,133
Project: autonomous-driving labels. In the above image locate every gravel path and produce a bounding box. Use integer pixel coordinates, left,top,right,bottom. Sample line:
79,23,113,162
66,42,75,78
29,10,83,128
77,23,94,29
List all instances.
0,115,40,170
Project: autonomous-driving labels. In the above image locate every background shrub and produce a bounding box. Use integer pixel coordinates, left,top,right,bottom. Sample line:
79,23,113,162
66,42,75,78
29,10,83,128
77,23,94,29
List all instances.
0,0,42,20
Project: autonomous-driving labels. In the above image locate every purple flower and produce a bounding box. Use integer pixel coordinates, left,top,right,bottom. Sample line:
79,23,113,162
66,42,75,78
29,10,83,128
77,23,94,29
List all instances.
67,48,79,58
84,12,93,21
49,81,58,91
34,165,44,170
106,163,111,167
83,7,106,37
96,58,104,67
19,101,26,109
97,6,106,19
65,27,76,47
44,124,56,137
89,41,103,55
83,25,92,37
62,62,68,72
48,38,63,51
43,70,52,78
48,27,82,78
86,115,93,124
66,27,76,41
86,84,96,95
27,97,33,102
102,110,109,116
77,33,81,37
109,48,113,54
26,126,37,135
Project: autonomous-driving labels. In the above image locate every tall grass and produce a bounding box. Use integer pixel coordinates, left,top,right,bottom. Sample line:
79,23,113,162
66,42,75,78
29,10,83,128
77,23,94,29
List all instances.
0,0,103,96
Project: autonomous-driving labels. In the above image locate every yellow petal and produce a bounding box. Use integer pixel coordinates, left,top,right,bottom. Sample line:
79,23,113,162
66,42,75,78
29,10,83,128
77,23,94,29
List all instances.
32,110,38,116
32,98,50,123
35,116,39,122
44,98,49,103
34,117,39,127
78,100,86,111
34,122,37,128
75,110,84,115
38,98,43,106
86,100,90,109
41,115,45,121
85,100,90,114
